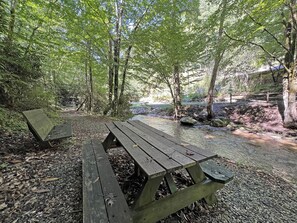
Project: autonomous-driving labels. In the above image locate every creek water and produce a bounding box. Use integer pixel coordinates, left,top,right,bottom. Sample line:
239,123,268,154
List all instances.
132,115,297,183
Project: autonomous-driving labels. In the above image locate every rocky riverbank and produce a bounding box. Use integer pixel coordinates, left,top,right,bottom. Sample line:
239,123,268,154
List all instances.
131,101,297,139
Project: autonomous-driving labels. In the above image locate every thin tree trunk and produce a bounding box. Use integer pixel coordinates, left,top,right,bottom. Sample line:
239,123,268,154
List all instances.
24,25,41,56
89,59,93,112
282,1,297,128
84,51,89,111
108,38,114,105
112,0,123,116
7,0,17,43
283,76,297,127
206,0,227,119
173,64,181,118
119,45,132,105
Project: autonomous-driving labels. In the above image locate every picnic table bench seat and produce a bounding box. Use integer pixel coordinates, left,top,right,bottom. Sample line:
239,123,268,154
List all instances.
22,109,72,144
82,140,132,223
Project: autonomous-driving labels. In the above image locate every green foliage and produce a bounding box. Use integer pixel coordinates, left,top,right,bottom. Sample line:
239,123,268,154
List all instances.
0,107,27,133
14,84,55,111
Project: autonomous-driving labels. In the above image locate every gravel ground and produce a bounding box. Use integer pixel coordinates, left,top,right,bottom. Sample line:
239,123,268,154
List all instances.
0,110,296,223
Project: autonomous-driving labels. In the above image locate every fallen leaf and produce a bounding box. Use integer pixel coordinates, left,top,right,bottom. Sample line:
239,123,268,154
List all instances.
32,189,50,193
186,150,194,156
9,159,22,164
42,177,59,182
0,203,7,211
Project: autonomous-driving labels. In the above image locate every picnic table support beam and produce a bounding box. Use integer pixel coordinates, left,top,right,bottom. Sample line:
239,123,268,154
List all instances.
102,132,116,150
164,173,177,194
133,175,164,209
186,164,206,183
132,180,224,223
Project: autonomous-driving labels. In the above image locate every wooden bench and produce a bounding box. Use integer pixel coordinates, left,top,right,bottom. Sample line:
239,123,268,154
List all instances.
82,139,132,223
22,109,72,145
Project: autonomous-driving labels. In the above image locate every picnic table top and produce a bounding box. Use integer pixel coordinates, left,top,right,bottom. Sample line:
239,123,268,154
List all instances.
105,120,217,179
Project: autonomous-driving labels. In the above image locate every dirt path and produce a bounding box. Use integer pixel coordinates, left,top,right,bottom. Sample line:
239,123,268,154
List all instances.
0,111,296,223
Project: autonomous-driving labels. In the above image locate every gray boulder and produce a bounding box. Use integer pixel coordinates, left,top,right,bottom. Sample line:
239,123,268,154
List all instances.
180,116,197,125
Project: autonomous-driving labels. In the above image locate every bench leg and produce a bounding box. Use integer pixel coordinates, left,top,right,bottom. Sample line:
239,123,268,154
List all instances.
187,164,218,205
102,132,115,150
204,193,217,205
164,173,177,194
186,164,206,184
133,175,164,209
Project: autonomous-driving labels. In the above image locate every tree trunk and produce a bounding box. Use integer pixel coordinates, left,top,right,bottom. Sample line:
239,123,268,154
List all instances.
84,52,89,111
111,0,123,116
7,0,17,43
108,38,114,106
88,59,93,112
119,45,133,106
206,0,227,119
173,64,181,118
207,58,221,119
282,2,297,128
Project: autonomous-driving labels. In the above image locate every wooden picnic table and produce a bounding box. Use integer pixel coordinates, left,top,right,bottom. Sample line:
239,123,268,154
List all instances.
102,120,233,223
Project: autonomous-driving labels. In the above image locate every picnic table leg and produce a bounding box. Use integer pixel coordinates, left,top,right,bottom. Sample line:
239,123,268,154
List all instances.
133,175,164,209
164,173,177,194
187,164,217,205
102,132,116,150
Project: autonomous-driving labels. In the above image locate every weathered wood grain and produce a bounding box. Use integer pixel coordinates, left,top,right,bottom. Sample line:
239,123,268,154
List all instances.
23,109,54,141
82,140,108,223
92,140,132,223
46,122,72,141
132,180,224,223
106,123,166,178
130,120,217,160
126,121,204,164
113,121,182,172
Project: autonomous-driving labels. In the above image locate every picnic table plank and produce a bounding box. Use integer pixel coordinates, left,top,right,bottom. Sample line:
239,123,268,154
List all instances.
121,122,196,168
130,120,217,160
113,121,182,172
105,123,166,178
127,121,208,163
92,140,132,223
82,141,108,223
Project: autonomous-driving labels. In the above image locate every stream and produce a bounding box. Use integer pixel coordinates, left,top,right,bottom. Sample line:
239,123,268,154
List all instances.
132,115,297,183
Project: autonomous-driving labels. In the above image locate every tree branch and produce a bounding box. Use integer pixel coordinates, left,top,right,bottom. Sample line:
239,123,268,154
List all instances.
245,10,289,53
224,31,290,74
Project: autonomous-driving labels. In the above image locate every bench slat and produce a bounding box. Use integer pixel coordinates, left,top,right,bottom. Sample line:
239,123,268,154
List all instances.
46,122,72,141
92,140,132,223
130,120,217,160
82,141,108,223
113,122,182,172
23,109,54,141
106,123,166,179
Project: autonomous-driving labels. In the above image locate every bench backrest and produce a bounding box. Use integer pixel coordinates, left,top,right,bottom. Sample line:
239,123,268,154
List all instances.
22,109,54,141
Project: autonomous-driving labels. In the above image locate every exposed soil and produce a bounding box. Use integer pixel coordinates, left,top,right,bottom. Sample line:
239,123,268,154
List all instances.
0,110,296,223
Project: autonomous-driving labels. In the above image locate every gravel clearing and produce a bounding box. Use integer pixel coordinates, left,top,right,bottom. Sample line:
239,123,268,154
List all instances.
0,111,296,223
